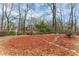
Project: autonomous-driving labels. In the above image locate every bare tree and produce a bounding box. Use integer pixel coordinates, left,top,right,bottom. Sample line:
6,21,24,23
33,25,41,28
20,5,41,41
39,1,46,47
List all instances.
74,4,77,33
23,4,31,33
5,4,13,32
18,3,22,33
48,3,57,33
1,4,4,30
74,12,77,33
53,3,57,33
69,3,76,32
66,3,76,37
59,4,64,33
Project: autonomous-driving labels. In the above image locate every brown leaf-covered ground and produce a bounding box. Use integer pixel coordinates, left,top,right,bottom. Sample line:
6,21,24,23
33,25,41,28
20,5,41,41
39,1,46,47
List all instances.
0,34,79,56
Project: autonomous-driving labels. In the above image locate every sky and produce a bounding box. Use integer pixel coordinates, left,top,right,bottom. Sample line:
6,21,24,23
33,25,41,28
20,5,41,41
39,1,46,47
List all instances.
30,3,79,23
0,3,79,25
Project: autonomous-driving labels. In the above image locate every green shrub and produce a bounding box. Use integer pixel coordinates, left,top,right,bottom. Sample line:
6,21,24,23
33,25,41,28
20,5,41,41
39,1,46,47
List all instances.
8,31,16,35
46,27,52,33
35,21,52,34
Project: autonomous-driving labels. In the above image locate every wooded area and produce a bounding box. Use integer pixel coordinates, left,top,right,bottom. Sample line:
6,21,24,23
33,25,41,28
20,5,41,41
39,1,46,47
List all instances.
0,3,78,36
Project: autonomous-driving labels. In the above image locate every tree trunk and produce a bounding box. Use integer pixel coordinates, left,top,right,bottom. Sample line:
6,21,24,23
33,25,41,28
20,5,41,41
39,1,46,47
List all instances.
53,3,57,33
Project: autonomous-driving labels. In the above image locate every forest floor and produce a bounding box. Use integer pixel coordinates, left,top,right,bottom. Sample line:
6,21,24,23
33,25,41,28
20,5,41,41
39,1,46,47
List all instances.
0,34,79,56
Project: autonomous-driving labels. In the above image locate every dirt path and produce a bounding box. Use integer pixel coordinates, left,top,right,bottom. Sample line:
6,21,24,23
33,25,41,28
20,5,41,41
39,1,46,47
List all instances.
0,36,16,55
42,37,79,55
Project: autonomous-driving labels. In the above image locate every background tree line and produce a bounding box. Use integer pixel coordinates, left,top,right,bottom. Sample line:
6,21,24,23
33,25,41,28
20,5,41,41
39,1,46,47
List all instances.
0,3,78,35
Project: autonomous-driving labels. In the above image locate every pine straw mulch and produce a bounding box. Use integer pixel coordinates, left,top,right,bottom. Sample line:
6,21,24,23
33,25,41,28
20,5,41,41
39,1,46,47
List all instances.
0,34,79,56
